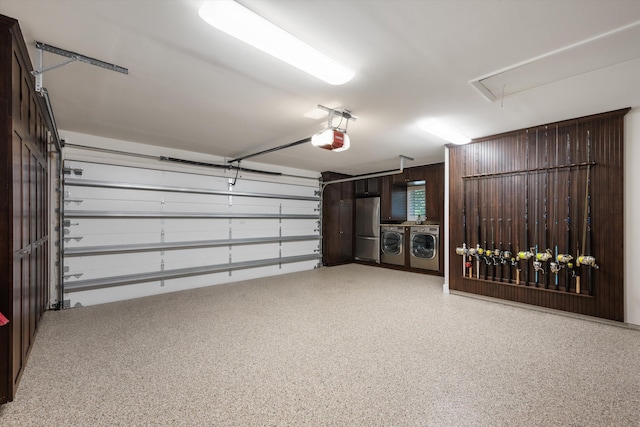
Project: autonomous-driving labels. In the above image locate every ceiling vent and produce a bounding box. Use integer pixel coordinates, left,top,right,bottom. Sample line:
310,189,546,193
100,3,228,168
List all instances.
470,20,640,102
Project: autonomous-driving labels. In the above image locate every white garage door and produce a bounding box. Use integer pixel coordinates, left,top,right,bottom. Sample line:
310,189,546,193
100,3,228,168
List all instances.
61,157,321,307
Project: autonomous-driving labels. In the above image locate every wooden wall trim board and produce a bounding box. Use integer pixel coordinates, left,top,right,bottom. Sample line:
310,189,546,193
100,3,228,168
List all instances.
0,14,51,404
448,109,628,321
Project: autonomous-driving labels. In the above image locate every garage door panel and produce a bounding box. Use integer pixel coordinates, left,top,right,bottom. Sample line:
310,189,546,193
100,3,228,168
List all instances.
62,158,321,307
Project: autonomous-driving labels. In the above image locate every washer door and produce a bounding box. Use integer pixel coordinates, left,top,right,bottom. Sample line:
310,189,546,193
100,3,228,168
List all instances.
412,233,436,259
381,232,403,255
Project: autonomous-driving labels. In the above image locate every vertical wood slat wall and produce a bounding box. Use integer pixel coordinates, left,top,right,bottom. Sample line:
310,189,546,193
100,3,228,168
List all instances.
0,16,51,403
448,109,628,321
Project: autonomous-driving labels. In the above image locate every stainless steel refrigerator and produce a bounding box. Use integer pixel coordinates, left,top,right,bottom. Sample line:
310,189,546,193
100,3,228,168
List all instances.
355,197,380,263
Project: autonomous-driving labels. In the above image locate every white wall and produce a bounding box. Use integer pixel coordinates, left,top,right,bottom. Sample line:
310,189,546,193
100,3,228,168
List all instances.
624,108,640,325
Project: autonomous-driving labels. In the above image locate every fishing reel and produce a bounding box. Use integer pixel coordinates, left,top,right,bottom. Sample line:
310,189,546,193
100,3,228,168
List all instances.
533,260,546,274
577,255,599,269
517,250,533,261
549,261,561,274
501,250,513,264
455,244,468,256
510,254,520,266
473,244,484,265
535,249,553,262
557,254,574,264
483,248,493,265
554,254,576,277
532,249,552,274
492,248,502,265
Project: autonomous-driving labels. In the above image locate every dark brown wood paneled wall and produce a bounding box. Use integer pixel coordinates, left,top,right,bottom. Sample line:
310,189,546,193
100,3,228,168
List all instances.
1,14,51,404
448,109,628,321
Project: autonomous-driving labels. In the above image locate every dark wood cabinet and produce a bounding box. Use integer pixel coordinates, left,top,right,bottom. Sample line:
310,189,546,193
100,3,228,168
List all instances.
1,15,52,404
425,163,444,223
355,177,380,197
393,165,427,185
322,172,354,265
380,175,406,222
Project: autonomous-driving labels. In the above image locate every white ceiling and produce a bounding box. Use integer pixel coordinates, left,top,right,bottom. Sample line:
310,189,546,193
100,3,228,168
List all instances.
2,0,640,175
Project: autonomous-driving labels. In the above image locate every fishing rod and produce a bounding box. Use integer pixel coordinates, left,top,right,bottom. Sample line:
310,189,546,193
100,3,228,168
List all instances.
560,132,574,291
483,217,489,280
518,131,533,285
575,127,582,294
497,217,504,282
479,150,489,280
551,127,561,290
535,130,541,287
504,218,512,282
576,240,581,294
490,218,496,281
502,167,511,283
546,131,552,289
533,131,540,288
497,177,506,282
455,179,469,277
463,149,473,278
475,177,482,280
543,130,551,289
509,153,522,285
455,177,477,279
507,218,516,283
580,130,598,295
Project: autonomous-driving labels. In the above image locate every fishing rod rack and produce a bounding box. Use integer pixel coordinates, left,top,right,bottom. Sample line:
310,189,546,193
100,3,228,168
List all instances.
455,130,600,296
448,109,628,321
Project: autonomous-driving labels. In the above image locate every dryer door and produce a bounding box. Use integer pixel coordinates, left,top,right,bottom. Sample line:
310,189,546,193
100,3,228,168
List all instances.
411,233,436,259
382,232,403,255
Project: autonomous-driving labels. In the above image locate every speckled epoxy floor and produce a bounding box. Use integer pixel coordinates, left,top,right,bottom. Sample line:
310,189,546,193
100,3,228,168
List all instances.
1,264,639,426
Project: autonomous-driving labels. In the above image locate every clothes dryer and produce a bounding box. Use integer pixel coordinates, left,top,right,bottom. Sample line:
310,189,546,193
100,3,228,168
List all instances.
380,225,405,266
409,225,439,271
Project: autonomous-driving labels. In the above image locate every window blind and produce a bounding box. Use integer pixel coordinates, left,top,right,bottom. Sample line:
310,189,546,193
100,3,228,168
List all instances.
407,184,426,221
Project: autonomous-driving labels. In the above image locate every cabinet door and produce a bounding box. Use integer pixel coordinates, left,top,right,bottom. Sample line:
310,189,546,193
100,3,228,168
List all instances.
395,165,431,185
337,199,353,260
322,178,354,265
425,163,444,222
355,177,380,197
323,199,353,265
380,175,406,222
355,179,366,196
365,177,379,196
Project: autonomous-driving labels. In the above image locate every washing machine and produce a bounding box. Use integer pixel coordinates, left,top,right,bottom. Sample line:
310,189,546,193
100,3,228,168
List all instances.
380,225,405,266
409,225,439,271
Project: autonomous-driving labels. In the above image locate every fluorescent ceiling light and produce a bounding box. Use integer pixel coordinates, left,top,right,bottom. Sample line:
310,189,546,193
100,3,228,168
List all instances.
419,119,471,145
198,0,355,85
